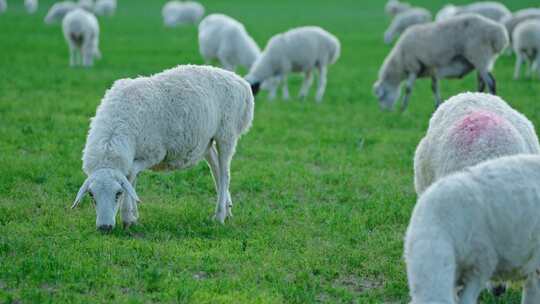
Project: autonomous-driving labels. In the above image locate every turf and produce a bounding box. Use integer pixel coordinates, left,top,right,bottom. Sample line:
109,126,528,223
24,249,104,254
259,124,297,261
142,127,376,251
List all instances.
1,0,540,303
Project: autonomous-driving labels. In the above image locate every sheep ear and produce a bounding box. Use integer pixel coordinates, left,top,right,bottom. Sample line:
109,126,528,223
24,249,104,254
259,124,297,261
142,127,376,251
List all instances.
72,178,91,209
119,175,140,203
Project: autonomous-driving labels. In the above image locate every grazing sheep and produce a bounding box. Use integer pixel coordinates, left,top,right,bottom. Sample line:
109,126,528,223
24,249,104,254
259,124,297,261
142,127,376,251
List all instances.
384,8,432,45
72,65,254,231
94,0,115,16
246,26,341,102
25,0,38,14
374,15,508,112
45,1,78,24
513,20,540,80
0,0,6,13
62,8,101,67
198,14,261,72
503,8,540,41
162,1,204,27
405,154,540,304
385,0,411,17
436,1,511,22
414,92,540,195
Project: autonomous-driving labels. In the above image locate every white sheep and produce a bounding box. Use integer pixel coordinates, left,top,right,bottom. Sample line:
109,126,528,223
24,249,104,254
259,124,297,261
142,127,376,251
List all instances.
94,0,115,16
245,26,340,102
436,1,511,22
198,14,261,72
384,8,432,45
374,14,508,112
25,0,38,14
0,0,7,13
414,92,540,195
385,0,411,17
45,1,78,24
513,20,540,80
72,65,254,231
78,0,93,11
62,8,101,67
405,154,540,304
162,1,204,27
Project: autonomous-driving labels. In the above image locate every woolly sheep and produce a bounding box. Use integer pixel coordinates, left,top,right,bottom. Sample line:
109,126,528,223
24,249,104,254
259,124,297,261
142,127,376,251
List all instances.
414,92,540,195
45,1,78,24
374,15,508,112
25,0,38,14
162,1,204,27
503,9,540,54
72,65,254,231
94,0,115,16
384,8,432,45
0,0,7,13
385,0,411,17
405,154,540,304
513,20,540,80
436,1,511,22
198,14,261,72
78,0,93,11
62,8,101,67
246,26,340,102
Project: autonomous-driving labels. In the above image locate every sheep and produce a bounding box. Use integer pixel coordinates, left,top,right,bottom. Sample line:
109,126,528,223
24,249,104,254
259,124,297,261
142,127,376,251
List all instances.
414,92,540,195
72,65,254,231
436,1,511,22
384,8,432,45
385,0,411,17
45,1,78,24
374,14,508,112
62,8,101,67
405,154,540,304
0,0,7,13
513,20,540,80
162,1,204,27
245,26,340,103
25,0,38,14
78,0,93,11
94,0,116,16
198,14,261,72
503,9,540,55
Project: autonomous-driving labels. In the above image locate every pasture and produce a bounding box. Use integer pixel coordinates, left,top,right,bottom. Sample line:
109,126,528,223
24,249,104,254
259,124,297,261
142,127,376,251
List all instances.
1,0,540,303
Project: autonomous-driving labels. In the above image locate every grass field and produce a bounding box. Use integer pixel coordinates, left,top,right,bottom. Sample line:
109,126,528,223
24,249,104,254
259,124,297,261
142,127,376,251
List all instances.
2,0,540,303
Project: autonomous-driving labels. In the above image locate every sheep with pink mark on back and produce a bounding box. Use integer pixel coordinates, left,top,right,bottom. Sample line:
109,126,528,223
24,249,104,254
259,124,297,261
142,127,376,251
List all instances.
414,92,540,195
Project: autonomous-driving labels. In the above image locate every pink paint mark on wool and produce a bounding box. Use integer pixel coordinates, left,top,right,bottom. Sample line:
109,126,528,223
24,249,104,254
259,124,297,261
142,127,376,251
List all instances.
452,111,505,146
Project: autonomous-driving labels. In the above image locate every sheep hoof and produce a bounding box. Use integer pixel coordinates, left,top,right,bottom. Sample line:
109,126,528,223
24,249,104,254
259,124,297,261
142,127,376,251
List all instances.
123,221,137,229
213,212,227,224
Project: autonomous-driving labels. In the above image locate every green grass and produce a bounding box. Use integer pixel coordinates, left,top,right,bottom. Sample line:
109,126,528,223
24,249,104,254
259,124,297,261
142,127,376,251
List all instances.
1,0,540,303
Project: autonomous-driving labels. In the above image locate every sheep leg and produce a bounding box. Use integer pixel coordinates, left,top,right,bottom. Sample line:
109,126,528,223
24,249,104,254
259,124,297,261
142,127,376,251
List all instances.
431,76,442,108
514,52,524,80
522,273,540,304
82,40,94,67
459,275,485,304
205,143,233,217
214,139,236,223
69,46,77,67
121,175,139,228
400,73,416,112
487,72,497,95
532,55,540,79
315,65,327,103
281,75,290,101
477,72,486,92
299,70,314,100
478,71,496,95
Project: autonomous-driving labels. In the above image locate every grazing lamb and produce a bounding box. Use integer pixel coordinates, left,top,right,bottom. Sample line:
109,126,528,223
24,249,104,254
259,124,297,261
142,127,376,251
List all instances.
198,14,261,72
384,8,432,45
72,65,254,231
45,1,78,24
405,154,540,304
25,0,38,14
414,92,540,195
0,0,6,13
94,0,116,16
374,14,508,112
245,26,341,102
513,20,540,80
436,1,511,22
385,0,411,17
62,8,101,67
162,1,204,27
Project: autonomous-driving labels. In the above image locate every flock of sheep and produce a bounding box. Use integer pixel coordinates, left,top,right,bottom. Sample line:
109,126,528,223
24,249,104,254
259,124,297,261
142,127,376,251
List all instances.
4,0,540,302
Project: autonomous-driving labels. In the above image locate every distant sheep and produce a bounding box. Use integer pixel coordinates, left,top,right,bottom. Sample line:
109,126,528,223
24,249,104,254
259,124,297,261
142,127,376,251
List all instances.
162,1,204,27
94,0,116,16
62,8,101,67
503,9,540,53
374,15,508,112
246,26,340,102
384,8,432,45
414,92,540,195
78,0,93,11
385,0,411,17
405,154,540,304
513,20,540,79
198,14,261,72
45,1,78,24
72,65,254,231
25,0,39,14
436,1,511,22
0,0,7,13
